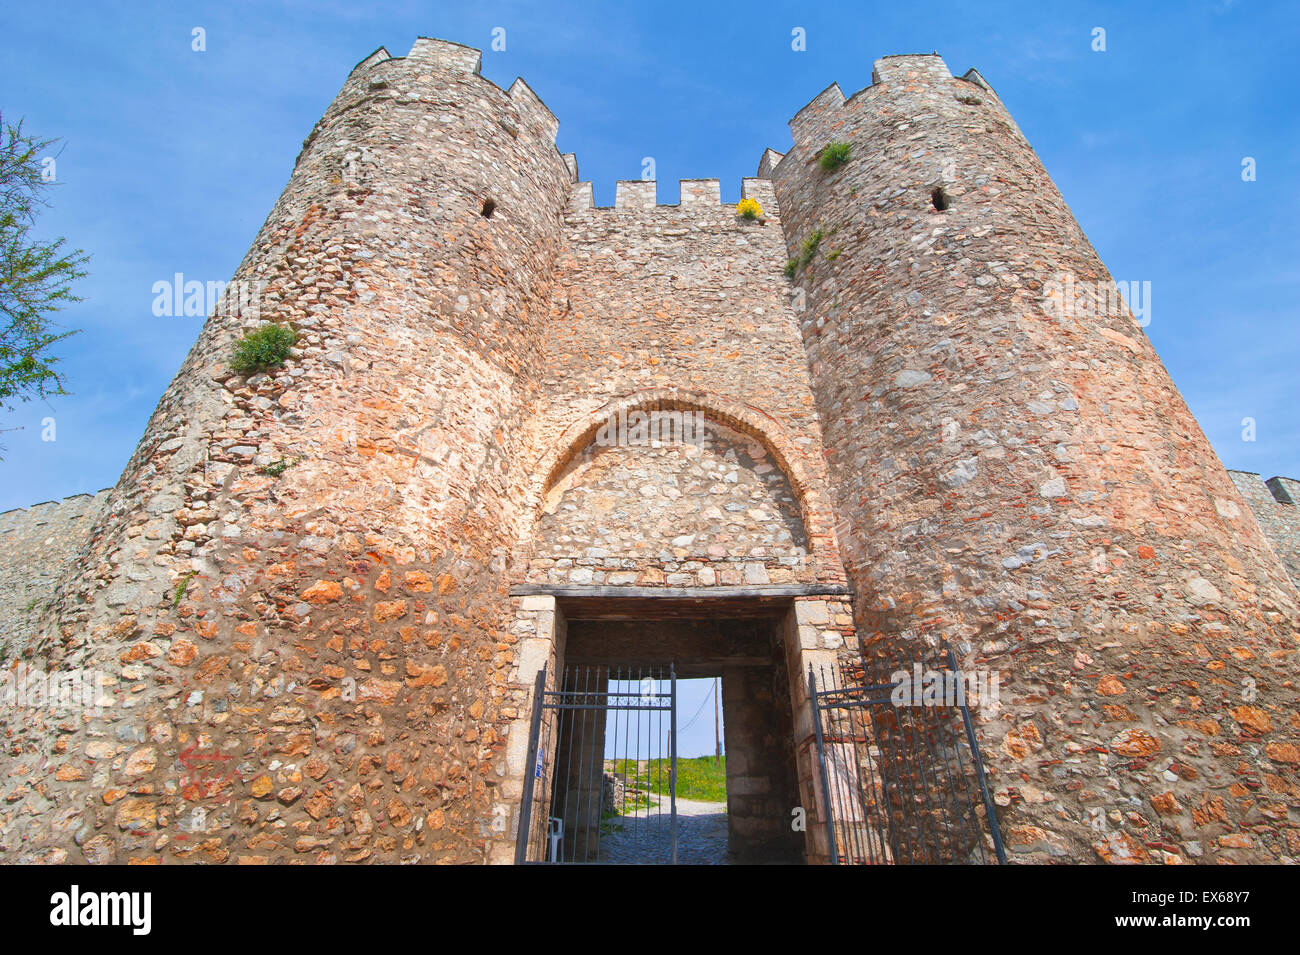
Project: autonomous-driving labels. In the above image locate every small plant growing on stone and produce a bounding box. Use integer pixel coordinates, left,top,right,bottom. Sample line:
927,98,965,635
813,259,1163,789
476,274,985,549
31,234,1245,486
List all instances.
171,570,197,609
260,455,302,478
737,197,763,220
801,228,824,258
785,227,825,279
819,141,852,171
230,324,296,375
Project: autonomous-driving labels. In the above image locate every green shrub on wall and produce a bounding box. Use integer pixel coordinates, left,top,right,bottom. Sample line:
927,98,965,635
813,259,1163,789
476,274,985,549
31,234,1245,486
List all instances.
230,324,296,374
819,141,852,171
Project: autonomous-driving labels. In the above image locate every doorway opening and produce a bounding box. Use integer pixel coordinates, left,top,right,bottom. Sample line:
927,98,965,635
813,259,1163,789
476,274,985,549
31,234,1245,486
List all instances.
594,673,729,865
516,602,806,864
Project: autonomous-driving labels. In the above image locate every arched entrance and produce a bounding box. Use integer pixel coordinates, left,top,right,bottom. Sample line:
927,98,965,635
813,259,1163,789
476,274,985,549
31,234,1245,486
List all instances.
499,401,857,864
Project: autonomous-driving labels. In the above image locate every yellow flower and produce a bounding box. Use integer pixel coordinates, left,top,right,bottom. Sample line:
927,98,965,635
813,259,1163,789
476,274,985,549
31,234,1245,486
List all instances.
737,197,763,220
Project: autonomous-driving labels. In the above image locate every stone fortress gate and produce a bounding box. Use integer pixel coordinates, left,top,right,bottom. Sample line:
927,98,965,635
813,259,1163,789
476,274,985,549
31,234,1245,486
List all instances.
2,37,1299,865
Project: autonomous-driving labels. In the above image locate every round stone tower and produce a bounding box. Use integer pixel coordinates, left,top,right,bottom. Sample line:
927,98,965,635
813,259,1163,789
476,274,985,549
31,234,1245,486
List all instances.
767,55,1300,863
2,38,574,864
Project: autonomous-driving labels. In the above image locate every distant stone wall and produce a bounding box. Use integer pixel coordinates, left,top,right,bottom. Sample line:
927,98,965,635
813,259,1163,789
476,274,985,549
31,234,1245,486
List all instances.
1228,471,1300,586
0,490,108,654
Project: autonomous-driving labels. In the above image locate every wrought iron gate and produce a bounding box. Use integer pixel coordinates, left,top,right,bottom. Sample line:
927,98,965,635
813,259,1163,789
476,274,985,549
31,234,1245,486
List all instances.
808,643,1006,864
516,664,678,864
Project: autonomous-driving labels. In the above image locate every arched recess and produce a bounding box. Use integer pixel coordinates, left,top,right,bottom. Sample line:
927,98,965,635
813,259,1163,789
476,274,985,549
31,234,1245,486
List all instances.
515,389,844,585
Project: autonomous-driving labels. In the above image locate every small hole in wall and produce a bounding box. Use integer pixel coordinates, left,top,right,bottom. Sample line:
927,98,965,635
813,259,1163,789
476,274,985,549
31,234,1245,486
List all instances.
931,188,950,212
481,198,496,218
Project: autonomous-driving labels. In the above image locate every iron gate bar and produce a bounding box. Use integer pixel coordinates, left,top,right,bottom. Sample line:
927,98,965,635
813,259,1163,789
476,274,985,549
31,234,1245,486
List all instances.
808,643,1006,865
884,650,963,863
516,663,679,863
949,646,1008,865
842,673,889,864
670,663,677,865
901,663,970,862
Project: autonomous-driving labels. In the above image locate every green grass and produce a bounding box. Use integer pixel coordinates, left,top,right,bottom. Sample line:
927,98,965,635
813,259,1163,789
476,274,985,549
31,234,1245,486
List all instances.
171,571,197,609
673,756,728,801
606,755,728,804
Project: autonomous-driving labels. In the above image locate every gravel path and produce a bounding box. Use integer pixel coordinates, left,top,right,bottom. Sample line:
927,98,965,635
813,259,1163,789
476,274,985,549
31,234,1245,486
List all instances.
596,797,729,864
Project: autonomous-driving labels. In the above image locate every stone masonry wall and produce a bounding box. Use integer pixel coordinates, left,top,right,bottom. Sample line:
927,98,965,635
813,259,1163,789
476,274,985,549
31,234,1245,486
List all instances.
529,419,811,587
770,54,1300,864
0,491,109,656
722,662,804,863
1229,471,1300,587
510,177,848,590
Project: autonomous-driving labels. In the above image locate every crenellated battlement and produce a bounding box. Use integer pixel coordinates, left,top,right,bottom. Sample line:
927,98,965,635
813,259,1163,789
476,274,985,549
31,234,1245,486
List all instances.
346,45,393,76
765,53,1003,180
308,36,566,159
565,177,777,215
1228,470,1300,587
326,37,810,217
407,35,482,72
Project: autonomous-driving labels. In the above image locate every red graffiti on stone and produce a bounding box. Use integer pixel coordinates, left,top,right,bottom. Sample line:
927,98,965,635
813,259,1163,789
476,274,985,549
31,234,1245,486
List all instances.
178,741,239,801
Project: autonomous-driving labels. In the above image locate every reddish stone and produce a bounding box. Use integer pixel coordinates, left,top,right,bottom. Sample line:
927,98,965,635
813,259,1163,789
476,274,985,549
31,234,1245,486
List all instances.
1151,792,1181,816
119,642,161,663
358,680,402,705
305,790,333,820
405,661,448,688
1229,705,1273,735
404,571,434,593
1265,742,1300,764
1111,729,1160,758
301,580,343,604
166,639,197,666
373,600,408,622
1097,674,1126,696
1092,831,1149,864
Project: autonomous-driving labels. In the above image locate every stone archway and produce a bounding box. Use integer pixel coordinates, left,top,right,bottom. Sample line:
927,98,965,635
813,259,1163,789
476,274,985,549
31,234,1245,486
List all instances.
493,392,858,864
528,412,811,589
515,389,846,588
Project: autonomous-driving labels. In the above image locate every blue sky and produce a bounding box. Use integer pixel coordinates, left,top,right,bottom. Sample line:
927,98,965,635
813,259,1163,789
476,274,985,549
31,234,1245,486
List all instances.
1,0,1296,525
604,677,722,761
